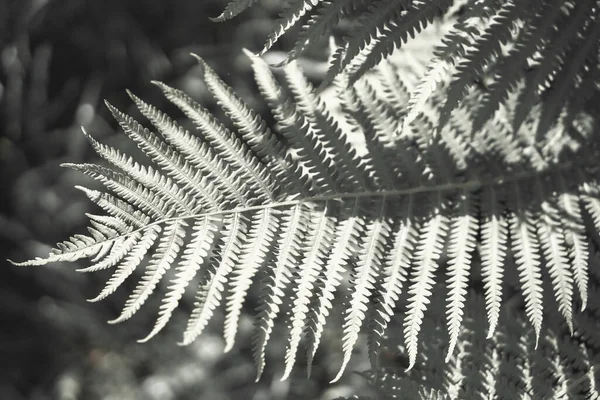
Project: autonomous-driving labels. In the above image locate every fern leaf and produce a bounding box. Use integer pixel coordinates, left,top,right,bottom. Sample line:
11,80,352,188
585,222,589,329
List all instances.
404,191,449,370
260,0,325,56
109,219,187,324
557,172,589,311
190,220,242,341
211,0,257,22
403,0,501,131
224,209,278,352
254,204,307,381
305,198,364,376
12,51,600,383
469,0,566,133
144,217,216,343
77,230,141,273
346,0,455,86
80,129,199,213
322,0,412,89
509,181,544,346
535,177,574,332
150,69,275,203
479,184,508,338
283,201,336,380
64,163,168,219
89,227,161,303
127,90,245,206
283,61,369,190
536,7,600,138
206,51,307,196
285,0,363,64
512,0,591,131
248,52,338,193
367,194,415,369
334,197,392,382
444,189,477,362
438,0,534,130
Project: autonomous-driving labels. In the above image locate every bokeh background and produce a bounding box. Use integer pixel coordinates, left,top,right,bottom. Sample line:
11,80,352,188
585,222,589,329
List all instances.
0,1,374,398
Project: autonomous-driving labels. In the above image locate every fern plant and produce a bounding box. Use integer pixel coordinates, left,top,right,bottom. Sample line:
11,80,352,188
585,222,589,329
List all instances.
9,0,600,396
11,51,600,380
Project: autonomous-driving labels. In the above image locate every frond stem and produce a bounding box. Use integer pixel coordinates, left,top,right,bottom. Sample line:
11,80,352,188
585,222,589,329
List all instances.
81,162,576,247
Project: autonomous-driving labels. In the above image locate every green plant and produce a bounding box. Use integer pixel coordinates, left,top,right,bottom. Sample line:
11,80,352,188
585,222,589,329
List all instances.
10,0,600,397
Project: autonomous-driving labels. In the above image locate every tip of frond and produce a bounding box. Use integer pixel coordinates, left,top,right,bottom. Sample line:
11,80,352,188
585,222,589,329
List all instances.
405,357,416,372
190,53,207,69
223,342,234,353
103,99,114,110
280,371,290,382
330,369,344,384
125,89,141,103
104,100,126,120
254,366,264,383
137,329,161,343
150,80,167,89
107,314,128,325
208,15,226,23
79,127,102,149
242,48,257,60
60,162,78,169
8,256,62,266
74,185,96,196
330,357,351,383
87,294,104,303
179,334,196,347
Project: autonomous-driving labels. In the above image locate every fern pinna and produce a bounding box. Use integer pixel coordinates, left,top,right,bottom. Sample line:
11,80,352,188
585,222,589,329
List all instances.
11,50,600,383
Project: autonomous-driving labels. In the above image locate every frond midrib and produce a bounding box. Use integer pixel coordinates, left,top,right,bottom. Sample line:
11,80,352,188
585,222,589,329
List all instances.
76,161,578,247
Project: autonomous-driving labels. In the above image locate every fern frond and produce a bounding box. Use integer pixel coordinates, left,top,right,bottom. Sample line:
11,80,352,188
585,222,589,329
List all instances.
367,194,415,369
210,0,257,22
109,219,187,324
322,0,414,88
365,283,600,399
153,217,216,343
444,189,477,362
508,181,544,346
181,214,245,343
224,208,278,351
306,198,364,376
260,0,325,56
479,184,507,338
88,227,160,303
11,52,600,383
254,204,307,381
345,0,455,86
285,0,365,64
404,191,449,370
334,196,392,382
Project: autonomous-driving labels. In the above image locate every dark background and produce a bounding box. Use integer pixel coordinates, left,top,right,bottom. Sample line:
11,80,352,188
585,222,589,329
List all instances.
0,1,370,398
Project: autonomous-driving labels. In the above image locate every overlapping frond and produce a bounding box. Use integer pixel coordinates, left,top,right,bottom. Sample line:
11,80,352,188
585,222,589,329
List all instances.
350,282,600,399
217,0,599,138
10,53,600,382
